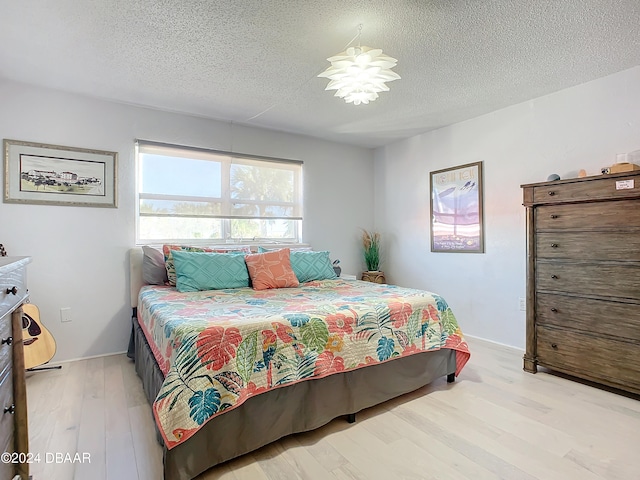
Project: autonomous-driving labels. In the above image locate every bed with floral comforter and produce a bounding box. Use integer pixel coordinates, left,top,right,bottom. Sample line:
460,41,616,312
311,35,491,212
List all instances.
137,278,470,451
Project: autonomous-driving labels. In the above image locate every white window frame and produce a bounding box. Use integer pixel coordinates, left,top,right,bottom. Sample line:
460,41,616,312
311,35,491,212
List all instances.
135,140,303,245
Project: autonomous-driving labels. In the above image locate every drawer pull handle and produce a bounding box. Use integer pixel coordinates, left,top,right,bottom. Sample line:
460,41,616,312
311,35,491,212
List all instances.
550,214,558,219
3,405,14,415
5,286,18,295
550,308,558,313
551,343,558,349
550,243,558,248
551,275,558,279
1,337,12,346
548,191,556,196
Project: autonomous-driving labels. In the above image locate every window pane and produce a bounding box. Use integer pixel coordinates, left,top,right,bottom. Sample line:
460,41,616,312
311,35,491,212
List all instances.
230,203,293,217
230,164,293,202
141,154,222,197
139,216,223,241
140,199,222,216
230,219,296,239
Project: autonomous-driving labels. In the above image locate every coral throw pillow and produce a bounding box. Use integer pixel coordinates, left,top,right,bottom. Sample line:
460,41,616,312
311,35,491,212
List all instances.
244,248,300,290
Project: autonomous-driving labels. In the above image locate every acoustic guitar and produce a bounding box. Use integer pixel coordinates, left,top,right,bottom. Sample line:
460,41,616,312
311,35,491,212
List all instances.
21,304,57,370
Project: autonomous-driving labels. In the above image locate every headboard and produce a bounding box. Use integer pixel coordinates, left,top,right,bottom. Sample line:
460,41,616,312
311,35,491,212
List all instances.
129,247,145,309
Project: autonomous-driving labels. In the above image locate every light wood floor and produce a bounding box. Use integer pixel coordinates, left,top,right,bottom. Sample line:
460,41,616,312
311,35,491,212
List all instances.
25,337,640,480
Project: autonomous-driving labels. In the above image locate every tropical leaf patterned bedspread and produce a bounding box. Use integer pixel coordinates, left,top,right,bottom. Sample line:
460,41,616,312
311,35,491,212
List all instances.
137,279,470,449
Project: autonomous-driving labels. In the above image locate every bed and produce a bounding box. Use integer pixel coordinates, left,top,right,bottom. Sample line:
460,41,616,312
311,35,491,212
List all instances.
128,247,470,480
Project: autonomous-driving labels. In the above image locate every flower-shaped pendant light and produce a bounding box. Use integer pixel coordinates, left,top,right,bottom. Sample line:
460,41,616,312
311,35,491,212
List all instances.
318,27,400,105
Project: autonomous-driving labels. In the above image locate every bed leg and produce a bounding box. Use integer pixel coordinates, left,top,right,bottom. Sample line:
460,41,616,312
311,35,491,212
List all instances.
347,413,356,424
447,373,455,383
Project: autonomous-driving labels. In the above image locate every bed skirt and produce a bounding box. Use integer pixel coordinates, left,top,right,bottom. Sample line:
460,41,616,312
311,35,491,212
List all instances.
131,314,457,480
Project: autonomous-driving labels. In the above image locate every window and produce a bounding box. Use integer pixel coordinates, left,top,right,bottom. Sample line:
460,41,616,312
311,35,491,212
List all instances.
136,141,303,244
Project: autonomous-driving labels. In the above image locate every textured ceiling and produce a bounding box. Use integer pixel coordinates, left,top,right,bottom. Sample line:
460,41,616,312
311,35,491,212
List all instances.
1,0,639,148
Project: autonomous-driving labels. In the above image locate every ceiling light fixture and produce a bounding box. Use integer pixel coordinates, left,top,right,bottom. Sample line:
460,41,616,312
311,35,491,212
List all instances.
318,24,400,105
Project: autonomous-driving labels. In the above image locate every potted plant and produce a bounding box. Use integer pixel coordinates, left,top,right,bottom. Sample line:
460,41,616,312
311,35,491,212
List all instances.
361,230,386,283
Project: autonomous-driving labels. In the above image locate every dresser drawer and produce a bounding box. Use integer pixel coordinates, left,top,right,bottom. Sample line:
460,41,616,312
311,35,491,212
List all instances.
535,199,640,230
537,262,640,301
531,175,640,205
0,266,27,318
0,318,12,378
536,231,640,261
536,293,640,341
537,325,640,389
0,435,14,480
0,366,13,458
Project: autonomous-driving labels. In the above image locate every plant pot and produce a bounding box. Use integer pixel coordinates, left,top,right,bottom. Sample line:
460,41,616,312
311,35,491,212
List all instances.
361,271,386,284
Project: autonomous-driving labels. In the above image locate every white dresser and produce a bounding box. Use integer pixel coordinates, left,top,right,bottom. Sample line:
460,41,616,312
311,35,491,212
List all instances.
0,257,31,480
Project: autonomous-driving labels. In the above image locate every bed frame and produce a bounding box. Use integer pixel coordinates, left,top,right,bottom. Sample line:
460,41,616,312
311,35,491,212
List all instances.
128,248,457,480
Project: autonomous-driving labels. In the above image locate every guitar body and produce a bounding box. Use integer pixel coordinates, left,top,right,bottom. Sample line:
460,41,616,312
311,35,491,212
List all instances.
21,304,57,370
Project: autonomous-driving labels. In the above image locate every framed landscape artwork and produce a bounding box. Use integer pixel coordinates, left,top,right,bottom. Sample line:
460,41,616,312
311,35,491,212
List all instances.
3,139,117,207
430,161,484,253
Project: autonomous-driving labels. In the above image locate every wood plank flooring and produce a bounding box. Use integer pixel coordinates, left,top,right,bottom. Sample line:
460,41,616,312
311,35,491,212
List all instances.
25,337,640,480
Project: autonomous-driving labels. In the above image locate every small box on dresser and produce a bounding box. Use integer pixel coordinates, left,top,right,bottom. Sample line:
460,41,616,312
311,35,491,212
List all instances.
522,171,640,396
0,257,31,480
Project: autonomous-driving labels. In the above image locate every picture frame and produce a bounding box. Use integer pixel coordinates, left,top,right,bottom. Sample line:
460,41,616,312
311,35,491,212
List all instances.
430,161,484,253
4,139,117,208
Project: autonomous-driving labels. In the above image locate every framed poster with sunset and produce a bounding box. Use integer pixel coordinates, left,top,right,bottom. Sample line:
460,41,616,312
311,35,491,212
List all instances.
430,161,484,253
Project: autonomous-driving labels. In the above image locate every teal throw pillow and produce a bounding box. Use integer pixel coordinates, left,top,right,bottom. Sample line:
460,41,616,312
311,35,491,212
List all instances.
290,250,337,283
172,250,249,292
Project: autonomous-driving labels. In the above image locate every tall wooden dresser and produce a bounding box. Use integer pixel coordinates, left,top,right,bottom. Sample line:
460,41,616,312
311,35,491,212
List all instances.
0,257,30,479
522,171,640,395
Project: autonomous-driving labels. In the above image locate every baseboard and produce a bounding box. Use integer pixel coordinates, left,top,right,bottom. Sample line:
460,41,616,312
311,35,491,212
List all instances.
464,334,524,353
45,350,128,367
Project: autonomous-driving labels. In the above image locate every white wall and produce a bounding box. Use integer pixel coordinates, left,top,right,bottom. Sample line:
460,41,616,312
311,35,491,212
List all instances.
374,66,640,349
0,79,374,362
